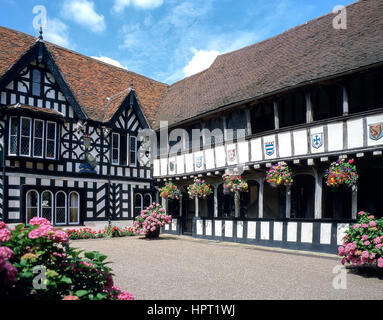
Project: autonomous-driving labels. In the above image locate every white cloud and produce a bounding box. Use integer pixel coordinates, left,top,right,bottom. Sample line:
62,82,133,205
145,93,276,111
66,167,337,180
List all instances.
62,0,106,32
113,0,163,12
91,56,127,69
183,49,219,77
35,18,71,48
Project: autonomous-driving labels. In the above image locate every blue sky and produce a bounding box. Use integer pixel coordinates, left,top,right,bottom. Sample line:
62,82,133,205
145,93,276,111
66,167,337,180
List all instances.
0,0,355,84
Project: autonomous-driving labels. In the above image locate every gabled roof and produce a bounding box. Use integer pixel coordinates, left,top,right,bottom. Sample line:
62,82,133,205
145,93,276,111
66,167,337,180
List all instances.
0,26,168,127
157,0,383,129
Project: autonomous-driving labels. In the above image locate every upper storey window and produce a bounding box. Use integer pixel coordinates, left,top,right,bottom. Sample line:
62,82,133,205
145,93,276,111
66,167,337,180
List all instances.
8,117,59,160
31,69,41,97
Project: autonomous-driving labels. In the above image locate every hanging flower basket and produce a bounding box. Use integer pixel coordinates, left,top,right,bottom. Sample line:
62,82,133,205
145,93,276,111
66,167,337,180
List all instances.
325,158,358,192
187,178,213,199
222,174,248,194
266,164,293,189
159,182,181,200
133,203,172,239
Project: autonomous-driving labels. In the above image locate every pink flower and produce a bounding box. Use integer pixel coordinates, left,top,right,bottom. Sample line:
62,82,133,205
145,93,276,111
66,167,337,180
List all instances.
0,228,11,243
0,221,7,229
51,230,69,244
62,295,80,300
338,246,345,256
2,262,17,285
29,217,51,226
0,246,13,263
117,291,135,300
369,221,377,228
361,224,368,229
364,241,371,246
358,211,365,216
368,215,375,220
373,237,381,245
378,258,383,268
361,235,369,241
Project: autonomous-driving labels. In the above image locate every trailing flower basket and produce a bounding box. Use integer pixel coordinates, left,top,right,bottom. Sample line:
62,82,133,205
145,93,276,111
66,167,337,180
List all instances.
266,164,293,189
187,178,213,199
159,182,181,200
325,158,358,192
222,174,248,194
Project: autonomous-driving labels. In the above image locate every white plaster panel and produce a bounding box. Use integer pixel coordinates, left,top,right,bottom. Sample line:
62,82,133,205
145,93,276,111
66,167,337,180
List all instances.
172,218,177,231
273,222,283,241
185,153,194,173
215,145,226,168
205,220,212,236
176,155,185,175
301,223,313,243
287,222,298,242
160,158,168,176
347,118,364,149
367,114,383,147
165,224,170,231
224,220,233,238
247,221,256,239
237,221,244,239
278,132,292,158
205,149,215,170
327,122,343,151
237,141,249,164
215,220,222,237
250,138,263,162
293,130,308,156
320,223,332,245
261,222,270,240
310,126,325,154
197,220,203,235
337,223,349,246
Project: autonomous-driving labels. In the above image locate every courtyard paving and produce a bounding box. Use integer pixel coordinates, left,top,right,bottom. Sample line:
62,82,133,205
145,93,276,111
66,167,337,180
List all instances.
71,235,383,300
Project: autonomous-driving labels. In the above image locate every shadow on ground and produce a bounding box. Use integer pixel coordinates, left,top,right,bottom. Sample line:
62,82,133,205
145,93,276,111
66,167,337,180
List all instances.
347,265,383,279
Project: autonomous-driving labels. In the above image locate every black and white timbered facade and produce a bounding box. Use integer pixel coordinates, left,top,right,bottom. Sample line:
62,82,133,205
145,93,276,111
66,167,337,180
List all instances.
0,38,156,228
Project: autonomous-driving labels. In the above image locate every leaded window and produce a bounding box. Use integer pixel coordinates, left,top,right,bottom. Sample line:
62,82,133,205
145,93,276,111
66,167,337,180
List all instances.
26,190,39,224
20,117,32,156
69,192,80,224
55,192,67,225
41,191,53,223
46,121,57,159
129,136,137,167
32,69,41,97
8,117,18,155
112,133,120,165
33,119,44,158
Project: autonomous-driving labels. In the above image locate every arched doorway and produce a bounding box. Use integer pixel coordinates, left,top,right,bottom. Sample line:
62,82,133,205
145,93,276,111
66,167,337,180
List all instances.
322,179,352,219
240,180,259,218
218,184,234,217
263,182,285,219
291,175,315,219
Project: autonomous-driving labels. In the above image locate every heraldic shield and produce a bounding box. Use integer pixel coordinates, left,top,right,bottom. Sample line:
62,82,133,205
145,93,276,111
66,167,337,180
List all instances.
369,123,383,141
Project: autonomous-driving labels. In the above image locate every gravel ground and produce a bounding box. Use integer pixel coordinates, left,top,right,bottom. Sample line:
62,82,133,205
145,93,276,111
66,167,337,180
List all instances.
71,235,383,300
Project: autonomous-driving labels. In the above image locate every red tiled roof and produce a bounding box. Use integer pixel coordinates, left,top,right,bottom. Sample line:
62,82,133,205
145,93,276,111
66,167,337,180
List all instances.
0,26,168,127
4,103,65,118
157,0,383,128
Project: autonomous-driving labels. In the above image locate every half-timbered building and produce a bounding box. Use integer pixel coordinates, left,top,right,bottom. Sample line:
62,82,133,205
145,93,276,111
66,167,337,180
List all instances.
0,0,382,254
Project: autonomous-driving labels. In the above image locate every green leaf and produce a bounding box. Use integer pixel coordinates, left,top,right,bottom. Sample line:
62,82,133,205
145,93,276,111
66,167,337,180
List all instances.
75,290,89,298
96,293,108,300
15,224,25,231
61,276,72,284
85,252,96,259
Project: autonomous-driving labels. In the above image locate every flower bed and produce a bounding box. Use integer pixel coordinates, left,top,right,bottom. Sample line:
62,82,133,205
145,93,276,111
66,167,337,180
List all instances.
266,164,293,188
325,158,358,191
160,182,181,200
338,211,383,268
0,218,134,300
222,174,248,194
187,178,213,199
67,226,134,240
133,203,171,238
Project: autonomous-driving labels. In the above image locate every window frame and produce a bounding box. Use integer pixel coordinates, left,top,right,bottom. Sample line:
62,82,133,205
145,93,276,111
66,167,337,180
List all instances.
45,121,57,160
68,191,80,225
33,119,45,159
19,116,32,157
8,116,18,156
55,191,67,226
26,190,39,225
41,190,54,224
129,135,137,167
111,132,120,165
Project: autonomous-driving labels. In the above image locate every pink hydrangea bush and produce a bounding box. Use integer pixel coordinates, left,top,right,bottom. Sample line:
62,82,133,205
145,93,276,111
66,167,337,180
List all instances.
338,211,383,268
0,218,134,300
133,203,172,238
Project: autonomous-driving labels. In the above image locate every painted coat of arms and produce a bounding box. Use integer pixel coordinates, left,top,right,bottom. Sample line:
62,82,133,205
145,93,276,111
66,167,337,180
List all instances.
227,148,236,162
311,133,324,149
265,142,275,156
369,123,383,141
195,155,203,169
